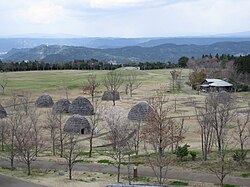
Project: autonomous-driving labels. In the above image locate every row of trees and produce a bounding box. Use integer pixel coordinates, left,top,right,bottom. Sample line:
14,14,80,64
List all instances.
83,71,142,105
0,59,179,72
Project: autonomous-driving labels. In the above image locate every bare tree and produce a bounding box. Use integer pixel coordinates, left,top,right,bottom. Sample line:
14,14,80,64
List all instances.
170,70,181,91
103,71,123,106
124,71,142,97
234,108,250,161
28,108,41,157
45,111,59,156
63,133,82,180
9,90,20,110
195,103,215,161
132,120,142,157
4,111,23,169
209,134,232,187
82,74,100,102
207,92,234,154
202,92,235,186
0,119,7,151
88,99,102,157
142,91,183,184
102,107,134,183
19,91,32,115
173,118,187,152
0,72,8,95
15,116,44,175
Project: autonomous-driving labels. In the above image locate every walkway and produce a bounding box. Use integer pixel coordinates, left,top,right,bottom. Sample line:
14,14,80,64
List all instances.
0,174,46,187
0,159,250,187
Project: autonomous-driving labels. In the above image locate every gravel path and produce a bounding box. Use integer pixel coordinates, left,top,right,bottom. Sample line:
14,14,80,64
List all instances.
0,174,46,187
0,159,250,186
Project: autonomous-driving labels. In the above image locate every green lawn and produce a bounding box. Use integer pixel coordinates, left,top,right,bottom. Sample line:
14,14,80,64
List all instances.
3,69,188,93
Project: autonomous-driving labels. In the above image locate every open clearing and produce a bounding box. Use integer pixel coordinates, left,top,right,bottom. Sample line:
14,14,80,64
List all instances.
0,69,250,187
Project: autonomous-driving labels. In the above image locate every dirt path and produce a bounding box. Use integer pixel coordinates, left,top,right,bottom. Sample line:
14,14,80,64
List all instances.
0,159,250,186
0,174,46,187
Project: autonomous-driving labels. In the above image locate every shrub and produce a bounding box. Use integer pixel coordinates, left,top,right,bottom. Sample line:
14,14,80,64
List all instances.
189,151,197,161
241,173,250,178
223,184,240,187
176,144,190,161
170,180,189,186
97,159,114,165
232,151,247,163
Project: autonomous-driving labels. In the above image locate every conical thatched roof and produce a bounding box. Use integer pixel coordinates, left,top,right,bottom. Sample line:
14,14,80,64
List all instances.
52,98,71,114
64,114,91,134
102,91,120,101
68,96,94,116
0,104,7,118
128,102,154,122
35,93,54,108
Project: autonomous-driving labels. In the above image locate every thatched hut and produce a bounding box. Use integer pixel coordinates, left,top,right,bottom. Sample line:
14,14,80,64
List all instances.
35,93,54,108
52,98,71,114
128,102,154,122
64,114,91,134
102,91,120,101
68,96,94,116
0,104,7,118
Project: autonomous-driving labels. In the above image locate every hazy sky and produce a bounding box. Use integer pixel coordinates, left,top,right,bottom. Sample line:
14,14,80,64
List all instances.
0,0,250,37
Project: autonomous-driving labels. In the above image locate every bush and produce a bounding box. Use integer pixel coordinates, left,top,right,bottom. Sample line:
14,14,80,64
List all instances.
97,159,114,165
170,180,189,186
189,151,197,161
176,144,190,161
232,151,247,163
241,173,250,178
238,84,249,92
223,184,240,187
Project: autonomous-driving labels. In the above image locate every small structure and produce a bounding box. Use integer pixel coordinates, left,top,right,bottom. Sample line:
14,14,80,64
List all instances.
0,104,7,118
64,114,91,134
117,66,140,70
102,91,120,101
68,96,94,116
200,79,233,92
128,102,154,122
52,98,71,114
35,93,54,108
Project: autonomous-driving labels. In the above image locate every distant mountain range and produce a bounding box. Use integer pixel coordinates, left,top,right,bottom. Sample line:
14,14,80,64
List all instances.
1,36,250,52
2,41,250,63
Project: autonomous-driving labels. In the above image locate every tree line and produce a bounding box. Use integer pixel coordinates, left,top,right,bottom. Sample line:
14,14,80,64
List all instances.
0,59,178,72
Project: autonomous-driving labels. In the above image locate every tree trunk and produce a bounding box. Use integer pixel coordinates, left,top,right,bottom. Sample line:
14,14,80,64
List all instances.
89,134,93,158
52,138,56,156
27,161,31,175
69,166,72,180
112,90,116,106
10,157,14,170
129,85,132,97
127,153,131,185
59,114,63,157
1,130,4,151
117,163,120,183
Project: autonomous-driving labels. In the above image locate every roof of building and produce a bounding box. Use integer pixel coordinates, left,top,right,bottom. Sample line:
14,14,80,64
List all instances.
35,93,54,108
68,96,94,116
201,79,232,87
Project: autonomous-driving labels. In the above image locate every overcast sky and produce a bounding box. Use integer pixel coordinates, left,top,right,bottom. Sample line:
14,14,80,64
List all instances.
0,0,250,37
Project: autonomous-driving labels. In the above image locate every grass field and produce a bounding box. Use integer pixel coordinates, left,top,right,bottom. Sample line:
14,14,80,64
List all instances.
1,69,250,187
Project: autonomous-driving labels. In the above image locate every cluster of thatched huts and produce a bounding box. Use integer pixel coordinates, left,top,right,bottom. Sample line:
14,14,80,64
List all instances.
1,90,154,136
35,94,92,135
35,93,156,134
